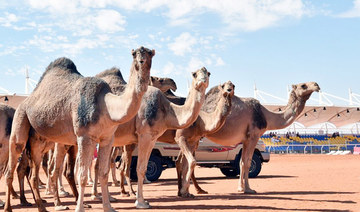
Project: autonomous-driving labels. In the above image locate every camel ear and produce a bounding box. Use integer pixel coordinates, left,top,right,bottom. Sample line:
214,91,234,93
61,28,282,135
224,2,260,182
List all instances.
292,84,297,90
132,49,136,58
151,49,155,57
150,76,155,82
192,72,197,78
207,72,211,77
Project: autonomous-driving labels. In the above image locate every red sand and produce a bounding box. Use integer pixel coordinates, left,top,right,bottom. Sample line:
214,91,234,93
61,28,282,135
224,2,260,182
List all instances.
1,154,359,211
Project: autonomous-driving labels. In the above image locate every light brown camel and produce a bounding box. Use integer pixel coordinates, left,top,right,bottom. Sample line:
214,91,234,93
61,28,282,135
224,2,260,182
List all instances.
204,82,320,194
91,67,210,208
0,104,15,207
109,76,178,186
45,74,178,210
117,81,235,198
4,46,155,212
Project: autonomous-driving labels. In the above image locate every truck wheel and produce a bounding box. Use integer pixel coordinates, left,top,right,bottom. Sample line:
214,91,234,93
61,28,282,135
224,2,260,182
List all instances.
221,153,262,178
220,167,239,177
146,155,163,181
129,155,163,181
248,154,262,178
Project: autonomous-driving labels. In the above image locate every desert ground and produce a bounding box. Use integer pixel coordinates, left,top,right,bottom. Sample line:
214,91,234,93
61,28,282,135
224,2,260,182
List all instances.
1,154,359,212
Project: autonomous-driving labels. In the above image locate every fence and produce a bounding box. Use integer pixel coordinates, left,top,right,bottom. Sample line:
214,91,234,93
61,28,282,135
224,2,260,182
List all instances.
266,144,360,154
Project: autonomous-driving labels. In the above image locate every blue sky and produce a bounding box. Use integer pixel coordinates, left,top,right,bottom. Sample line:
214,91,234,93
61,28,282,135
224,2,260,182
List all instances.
0,0,359,106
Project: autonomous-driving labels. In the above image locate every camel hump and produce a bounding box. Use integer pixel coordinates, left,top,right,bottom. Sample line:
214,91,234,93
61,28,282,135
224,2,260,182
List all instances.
77,77,110,127
202,85,222,112
45,57,78,73
247,99,267,130
96,67,125,83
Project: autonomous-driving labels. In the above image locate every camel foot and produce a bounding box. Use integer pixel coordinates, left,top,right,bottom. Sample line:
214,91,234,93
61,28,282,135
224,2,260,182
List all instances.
83,203,92,208
109,196,117,202
112,181,120,186
59,190,70,198
178,192,195,198
120,192,130,197
87,181,94,186
135,200,151,209
45,190,54,195
238,188,257,194
196,189,208,194
91,194,101,201
20,199,32,206
38,184,46,189
55,205,69,211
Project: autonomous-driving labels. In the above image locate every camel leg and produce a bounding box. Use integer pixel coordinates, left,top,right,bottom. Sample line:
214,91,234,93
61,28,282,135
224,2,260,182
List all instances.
121,145,136,197
135,134,155,209
75,136,96,212
96,139,116,211
175,152,184,195
110,147,119,186
238,136,259,194
16,154,32,206
175,135,197,198
45,150,53,195
49,144,70,211
91,157,100,200
4,108,30,212
29,148,47,212
188,142,207,194
58,155,70,197
63,145,78,199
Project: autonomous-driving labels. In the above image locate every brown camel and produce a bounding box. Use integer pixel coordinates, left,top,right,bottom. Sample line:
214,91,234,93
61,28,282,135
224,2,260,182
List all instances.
116,81,235,198
0,104,15,207
204,82,320,193
43,74,178,210
109,76,178,186
90,67,210,208
4,46,155,212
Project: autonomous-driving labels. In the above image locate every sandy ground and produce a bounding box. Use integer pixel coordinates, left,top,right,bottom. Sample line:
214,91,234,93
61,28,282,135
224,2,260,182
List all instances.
1,154,359,212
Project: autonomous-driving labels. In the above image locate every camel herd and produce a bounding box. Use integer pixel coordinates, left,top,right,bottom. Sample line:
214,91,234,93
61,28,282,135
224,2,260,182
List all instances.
0,46,320,212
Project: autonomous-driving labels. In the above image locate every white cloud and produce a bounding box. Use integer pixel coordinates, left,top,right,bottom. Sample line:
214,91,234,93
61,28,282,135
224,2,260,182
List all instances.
94,9,126,32
338,0,360,18
186,57,206,73
168,32,197,56
0,12,18,27
215,57,225,66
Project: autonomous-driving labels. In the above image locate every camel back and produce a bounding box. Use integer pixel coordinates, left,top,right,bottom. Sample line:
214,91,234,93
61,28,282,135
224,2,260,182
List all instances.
34,57,80,92
96,68,127,95
0,104,15,137
202,85,221,113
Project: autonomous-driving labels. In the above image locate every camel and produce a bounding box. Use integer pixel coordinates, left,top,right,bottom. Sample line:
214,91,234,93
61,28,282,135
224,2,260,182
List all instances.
90,66,210,208
117,81,235,198
40,74,178,210
4,46,155,212
0,104,15,207
203,81,320,194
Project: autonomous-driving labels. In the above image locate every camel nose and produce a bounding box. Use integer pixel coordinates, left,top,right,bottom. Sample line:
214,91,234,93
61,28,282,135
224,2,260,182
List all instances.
140,60,144,64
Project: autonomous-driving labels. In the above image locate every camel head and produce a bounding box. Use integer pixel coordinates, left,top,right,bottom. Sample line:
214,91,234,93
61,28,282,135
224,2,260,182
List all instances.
291,82,320,101
192,67,210,91
132,46,155,71
150,76,177,92
218,81,235,108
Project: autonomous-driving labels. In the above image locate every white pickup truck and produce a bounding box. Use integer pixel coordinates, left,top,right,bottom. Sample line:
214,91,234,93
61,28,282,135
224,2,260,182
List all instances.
130,138,270,181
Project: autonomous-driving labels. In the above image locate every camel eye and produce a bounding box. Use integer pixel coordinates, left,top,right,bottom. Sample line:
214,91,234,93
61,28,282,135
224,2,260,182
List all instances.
301,84,307,89
159,79,164,83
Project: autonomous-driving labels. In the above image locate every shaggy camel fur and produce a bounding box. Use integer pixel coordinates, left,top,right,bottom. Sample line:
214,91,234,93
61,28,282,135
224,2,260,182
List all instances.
205,82,320,193
117,81,235,198
46,74,178,209
4,46,154,212
90,67,210,208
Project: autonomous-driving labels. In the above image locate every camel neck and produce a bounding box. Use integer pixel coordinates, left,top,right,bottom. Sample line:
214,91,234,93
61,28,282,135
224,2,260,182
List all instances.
264,92,308,130
197,94,231,135
104,64,149,124
167,84,206,129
